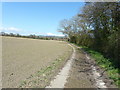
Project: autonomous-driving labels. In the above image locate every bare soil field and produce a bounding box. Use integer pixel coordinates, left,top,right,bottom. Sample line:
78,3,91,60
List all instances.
2,36,72,88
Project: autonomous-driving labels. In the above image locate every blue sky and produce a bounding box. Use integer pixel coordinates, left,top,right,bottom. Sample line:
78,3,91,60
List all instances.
2,2,85,36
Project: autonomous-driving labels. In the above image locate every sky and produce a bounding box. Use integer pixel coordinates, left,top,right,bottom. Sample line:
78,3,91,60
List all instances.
1,2,85,36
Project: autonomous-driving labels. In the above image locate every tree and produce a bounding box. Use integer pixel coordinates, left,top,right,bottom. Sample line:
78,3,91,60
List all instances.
59,2,120,68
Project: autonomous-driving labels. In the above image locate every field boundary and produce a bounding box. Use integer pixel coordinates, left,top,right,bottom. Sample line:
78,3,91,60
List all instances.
46,44,75,88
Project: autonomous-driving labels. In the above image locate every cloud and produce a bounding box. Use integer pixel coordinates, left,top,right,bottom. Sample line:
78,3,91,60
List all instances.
30,32,64,37
7,27,21,31
46,33,64,37
0,27,21,33
0,27,64,37
0,27,21,31
46,33,56,36
27,32,64,37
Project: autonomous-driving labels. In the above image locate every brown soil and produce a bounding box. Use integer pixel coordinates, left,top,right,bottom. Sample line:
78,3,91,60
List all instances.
2,36,72,88
65,47,95,88
65,46,117,88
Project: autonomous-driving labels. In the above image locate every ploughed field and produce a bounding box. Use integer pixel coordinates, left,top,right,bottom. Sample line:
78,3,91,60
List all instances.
2,36,72,88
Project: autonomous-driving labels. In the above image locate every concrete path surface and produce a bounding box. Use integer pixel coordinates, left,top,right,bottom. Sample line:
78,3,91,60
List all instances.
46,44,75,88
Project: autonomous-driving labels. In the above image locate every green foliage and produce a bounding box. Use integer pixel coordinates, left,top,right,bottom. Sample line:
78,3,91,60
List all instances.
59,3,120,87
59,2,120,68
82,46,120,87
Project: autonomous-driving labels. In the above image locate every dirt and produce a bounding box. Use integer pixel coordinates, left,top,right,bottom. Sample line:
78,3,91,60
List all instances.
2,36,72,88
65,46,117,88
46,44,75,88
64,47,95,88
2,36,118,88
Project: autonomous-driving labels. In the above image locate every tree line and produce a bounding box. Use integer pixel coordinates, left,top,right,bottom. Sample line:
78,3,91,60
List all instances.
0,32,67,41
59,2,120,68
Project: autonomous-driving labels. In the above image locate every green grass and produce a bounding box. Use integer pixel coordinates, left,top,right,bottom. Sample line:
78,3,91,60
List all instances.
19,56,67,88
80,46,120,88
36,58,64,77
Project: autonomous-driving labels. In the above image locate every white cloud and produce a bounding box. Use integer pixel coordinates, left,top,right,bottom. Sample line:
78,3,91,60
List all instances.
47,33,56,36
0,27,22,35
26,32,64,37
46,33,64,37
0,27,21,32
7,27,21,31
0,27,64,37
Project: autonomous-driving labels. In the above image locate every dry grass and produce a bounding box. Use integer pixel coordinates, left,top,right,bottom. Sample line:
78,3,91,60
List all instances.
2,36,72,88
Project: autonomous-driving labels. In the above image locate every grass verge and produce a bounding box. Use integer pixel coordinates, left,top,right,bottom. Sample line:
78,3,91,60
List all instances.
80,46,120,88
